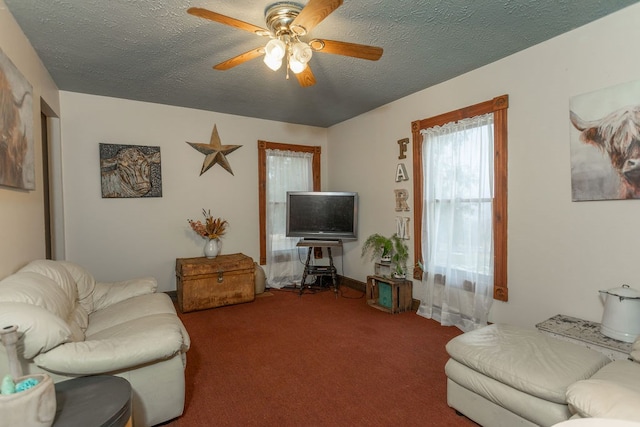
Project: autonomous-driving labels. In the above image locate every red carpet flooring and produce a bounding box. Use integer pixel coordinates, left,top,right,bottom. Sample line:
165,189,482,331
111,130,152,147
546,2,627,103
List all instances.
165,287,478,426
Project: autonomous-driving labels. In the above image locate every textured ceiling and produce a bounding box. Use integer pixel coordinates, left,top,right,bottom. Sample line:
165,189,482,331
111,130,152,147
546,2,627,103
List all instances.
3,0,639,127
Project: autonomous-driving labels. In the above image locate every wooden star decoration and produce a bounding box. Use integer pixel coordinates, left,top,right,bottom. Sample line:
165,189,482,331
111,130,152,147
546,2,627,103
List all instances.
186,124,242,176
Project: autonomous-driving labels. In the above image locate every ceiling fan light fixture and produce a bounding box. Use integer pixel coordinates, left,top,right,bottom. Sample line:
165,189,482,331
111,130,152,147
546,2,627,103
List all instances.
263,54,283,71
264,39,286,60
291,41,312,64
289,57,307,74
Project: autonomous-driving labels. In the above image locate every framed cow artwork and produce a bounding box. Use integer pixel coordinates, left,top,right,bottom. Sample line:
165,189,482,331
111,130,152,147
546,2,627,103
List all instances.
99,143,162,198
0,48,34,190
569,79,640,201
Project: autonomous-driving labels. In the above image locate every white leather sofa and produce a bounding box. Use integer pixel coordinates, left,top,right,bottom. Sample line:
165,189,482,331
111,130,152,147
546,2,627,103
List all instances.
0,259,191,427
445,324,640,426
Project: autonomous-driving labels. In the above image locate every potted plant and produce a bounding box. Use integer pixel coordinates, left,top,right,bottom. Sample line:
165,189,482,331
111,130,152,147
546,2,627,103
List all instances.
390,234,409,278
362,233,410,278
361,233,393,263
188,209,228,258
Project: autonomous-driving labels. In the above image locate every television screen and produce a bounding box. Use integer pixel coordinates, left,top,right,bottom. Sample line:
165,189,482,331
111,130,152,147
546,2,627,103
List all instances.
286,191,358,240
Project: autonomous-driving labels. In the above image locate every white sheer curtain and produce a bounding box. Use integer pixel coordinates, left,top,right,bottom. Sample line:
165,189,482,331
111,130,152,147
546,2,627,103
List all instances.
417,113,494,332
265,149,313,288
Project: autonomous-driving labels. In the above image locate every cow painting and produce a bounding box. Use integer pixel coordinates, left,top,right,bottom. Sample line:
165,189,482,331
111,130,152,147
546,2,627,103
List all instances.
0,50,33,190
99,143,162,198
570,105,640,200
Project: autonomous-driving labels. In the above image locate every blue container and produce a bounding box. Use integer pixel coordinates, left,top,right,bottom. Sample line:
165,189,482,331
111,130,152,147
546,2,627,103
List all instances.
378,282,392,309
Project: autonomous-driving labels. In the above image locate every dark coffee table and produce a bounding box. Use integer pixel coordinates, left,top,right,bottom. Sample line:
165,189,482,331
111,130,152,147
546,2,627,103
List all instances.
53,375,132,427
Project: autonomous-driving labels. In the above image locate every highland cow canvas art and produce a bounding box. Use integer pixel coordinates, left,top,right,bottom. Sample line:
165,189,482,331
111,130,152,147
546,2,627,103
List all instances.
569,80,640,201
0,48,34,190
99,143,162,198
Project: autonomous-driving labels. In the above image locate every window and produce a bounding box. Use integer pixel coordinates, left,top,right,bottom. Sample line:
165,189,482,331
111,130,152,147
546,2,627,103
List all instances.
424,114,494,278
257,141,320,266
412,95,508,302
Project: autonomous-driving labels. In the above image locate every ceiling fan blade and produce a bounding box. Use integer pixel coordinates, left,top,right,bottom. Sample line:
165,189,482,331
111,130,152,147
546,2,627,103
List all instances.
311,39,383,61
295,66,316,87
213,47,264,71
188,7,269,35
291,0,343,35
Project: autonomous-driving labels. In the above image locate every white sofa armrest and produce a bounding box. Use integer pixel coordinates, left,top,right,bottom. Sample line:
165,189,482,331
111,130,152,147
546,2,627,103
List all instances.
33,314,185,375
0,302,72,359
92,276,157,311
567,379,640,421
567,360,640,421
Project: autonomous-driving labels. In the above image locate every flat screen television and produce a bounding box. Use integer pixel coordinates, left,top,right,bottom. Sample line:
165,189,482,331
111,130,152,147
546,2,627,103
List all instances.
286,191,358,240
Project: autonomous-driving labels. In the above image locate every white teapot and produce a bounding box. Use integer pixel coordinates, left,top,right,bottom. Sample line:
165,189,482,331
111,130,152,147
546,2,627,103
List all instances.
599,284,640,343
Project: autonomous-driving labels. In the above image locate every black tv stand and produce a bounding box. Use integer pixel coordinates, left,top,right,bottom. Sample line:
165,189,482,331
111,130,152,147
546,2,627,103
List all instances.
296,239,342,296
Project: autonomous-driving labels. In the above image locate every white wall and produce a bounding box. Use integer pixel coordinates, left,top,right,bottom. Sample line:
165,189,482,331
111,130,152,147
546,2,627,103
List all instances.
328,3,640,328
5,1,640,329
59,92,327,291
0,0,60,277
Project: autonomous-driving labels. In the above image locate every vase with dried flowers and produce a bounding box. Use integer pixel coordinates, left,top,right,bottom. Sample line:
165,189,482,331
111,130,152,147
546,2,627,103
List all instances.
188,209,228,258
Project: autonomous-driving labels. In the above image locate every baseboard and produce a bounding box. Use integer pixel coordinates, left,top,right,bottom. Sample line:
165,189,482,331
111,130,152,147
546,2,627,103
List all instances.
338,275,366,292
165,290,177,303
167,278,420,311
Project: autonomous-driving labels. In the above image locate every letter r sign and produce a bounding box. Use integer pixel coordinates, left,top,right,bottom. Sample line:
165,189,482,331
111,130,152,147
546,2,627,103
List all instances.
395,189,410,211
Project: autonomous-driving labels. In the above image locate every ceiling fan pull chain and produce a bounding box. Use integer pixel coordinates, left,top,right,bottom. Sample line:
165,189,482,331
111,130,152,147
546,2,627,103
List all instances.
286,56,291,80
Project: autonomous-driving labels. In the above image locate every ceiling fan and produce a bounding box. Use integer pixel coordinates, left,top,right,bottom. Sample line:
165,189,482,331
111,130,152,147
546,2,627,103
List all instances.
187,0,383,87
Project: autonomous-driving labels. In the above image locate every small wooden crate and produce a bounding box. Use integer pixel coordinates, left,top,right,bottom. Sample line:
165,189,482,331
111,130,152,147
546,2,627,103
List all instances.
176,253,255,313
374,262,392,278
366,275,412,314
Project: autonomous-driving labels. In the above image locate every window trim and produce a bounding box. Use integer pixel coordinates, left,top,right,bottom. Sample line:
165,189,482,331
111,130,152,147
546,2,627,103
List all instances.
411,95,509,301
258,140,321,265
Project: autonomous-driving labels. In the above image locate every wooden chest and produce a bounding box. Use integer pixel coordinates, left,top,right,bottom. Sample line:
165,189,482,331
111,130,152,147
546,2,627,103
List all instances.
176,253,255,313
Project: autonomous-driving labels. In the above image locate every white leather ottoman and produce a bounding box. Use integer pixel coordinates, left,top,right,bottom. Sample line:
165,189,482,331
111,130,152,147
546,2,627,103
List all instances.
445,324,611,427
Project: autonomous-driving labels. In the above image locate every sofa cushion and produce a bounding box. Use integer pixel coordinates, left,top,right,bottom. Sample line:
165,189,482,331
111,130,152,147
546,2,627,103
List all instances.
67,305,89,340
567,360,640,421
445,358,571,426
13,262,88,341
58,261,96,313
19,260,79,304
0,272,72,320
446,324,611,404
34,313,187,374
92,277,158,312
0,302,72,358
86,292,177,336
590,360,640,392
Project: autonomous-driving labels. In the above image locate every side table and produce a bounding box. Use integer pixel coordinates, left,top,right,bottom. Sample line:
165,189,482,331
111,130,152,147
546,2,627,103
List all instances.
297,239,342,296
535,314,632,361
366,275,412,314
53,375,132,427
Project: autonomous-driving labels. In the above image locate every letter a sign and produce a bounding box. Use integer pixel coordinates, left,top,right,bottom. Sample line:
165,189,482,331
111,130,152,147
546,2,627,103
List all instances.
395,164,409,182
